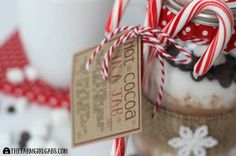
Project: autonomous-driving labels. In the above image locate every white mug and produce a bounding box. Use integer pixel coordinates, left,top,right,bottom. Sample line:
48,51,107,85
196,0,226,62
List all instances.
18,0,113,89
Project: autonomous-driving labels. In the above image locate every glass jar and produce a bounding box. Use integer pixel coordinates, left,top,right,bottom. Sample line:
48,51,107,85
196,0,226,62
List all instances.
135,0,236,156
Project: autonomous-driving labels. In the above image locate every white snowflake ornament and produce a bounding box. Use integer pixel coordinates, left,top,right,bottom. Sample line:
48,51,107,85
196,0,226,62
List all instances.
168,125,218,156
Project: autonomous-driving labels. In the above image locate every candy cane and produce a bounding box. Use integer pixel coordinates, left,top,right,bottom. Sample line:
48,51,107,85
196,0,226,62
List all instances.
111,137,129,156
105,0,130,34
144,0,162,28
161,0,234,78
144,0,162,63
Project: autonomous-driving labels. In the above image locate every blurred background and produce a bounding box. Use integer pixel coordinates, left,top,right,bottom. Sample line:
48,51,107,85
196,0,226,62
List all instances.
0,0,146,155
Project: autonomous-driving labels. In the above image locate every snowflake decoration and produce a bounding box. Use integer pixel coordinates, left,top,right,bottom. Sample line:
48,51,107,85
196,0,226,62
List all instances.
168,125,218,156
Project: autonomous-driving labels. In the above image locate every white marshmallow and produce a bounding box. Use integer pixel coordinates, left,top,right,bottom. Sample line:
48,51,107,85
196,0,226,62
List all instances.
229,49,236,58
27,137,45,148
6,68,25,84
15,97,29,113
24,65,39,81
51,109,69,127
176,38,208,57
213,54,226,66
176,53,188,62
231,51,236,58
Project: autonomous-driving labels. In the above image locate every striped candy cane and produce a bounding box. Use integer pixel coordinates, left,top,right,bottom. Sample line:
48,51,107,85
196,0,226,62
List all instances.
144,0,162,28
105,0,131,151
111,137,129,156
105,0,130,34
161,0,234,78
144,0,162,61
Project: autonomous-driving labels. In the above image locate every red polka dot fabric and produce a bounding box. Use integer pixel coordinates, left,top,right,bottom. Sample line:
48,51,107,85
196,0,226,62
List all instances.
0,32,70,109
159,4,236,51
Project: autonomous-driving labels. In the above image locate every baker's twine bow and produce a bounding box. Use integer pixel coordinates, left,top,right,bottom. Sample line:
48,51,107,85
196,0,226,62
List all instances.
86,25,192,117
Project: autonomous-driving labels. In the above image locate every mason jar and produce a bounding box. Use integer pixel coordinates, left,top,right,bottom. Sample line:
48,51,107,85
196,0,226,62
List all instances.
135,0,236,156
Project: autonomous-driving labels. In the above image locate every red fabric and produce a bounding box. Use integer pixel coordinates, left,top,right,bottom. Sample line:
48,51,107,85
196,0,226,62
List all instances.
159,5,236,52
0,32,70,109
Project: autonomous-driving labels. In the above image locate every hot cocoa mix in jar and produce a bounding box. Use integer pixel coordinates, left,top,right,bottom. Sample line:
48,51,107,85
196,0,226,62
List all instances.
136,0,236,156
